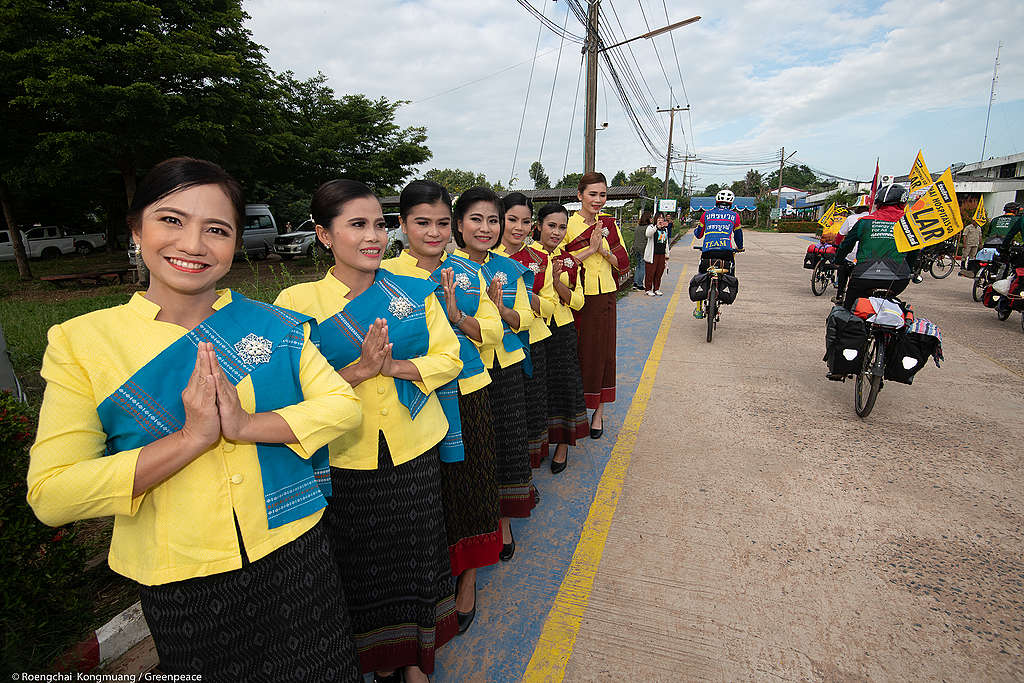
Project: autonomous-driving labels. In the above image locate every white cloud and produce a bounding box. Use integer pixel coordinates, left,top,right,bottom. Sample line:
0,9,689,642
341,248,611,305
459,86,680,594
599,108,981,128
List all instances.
244,0,1024,191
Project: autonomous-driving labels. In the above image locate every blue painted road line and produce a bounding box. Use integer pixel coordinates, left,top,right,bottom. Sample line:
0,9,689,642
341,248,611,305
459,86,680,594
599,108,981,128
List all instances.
431,263,684,682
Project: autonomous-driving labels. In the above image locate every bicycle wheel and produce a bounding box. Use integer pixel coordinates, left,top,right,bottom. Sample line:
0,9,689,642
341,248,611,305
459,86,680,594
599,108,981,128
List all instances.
854,335,883,418
930,254,955,279
811,260,829,296
972,273,987,302
705,286,717,343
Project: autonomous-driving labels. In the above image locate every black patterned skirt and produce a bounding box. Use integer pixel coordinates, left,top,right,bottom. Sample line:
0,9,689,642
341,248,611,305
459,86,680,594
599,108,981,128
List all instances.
442,388,502,576
324,436,457,675
139,522,360,682
487,361,537,518
546,321,589,445
524,339,551,468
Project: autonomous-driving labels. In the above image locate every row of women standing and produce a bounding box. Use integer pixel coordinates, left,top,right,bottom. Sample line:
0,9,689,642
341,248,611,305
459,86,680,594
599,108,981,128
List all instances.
26,158,626,682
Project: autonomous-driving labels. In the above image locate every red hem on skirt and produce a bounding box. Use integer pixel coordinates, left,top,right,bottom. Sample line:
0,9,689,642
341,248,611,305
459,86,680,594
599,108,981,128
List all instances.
584,386,616,409
549,421,589,446
449,530,502,576
529,438,550,468
499,486,537,518
355,609,457,675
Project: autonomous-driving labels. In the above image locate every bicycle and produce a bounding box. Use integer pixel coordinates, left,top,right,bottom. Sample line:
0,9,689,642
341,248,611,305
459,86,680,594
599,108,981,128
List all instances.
971,244,1013,302
694,246,742,343
811,254,838,296
914,242,957,280
853,290,909,418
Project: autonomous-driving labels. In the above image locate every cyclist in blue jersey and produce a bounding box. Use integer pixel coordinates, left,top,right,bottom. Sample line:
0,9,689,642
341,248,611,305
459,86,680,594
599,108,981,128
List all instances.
692,189,744,319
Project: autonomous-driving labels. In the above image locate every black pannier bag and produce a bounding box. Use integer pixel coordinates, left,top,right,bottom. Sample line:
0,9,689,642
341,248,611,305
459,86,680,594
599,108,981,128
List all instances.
824,305,868,375
717,274,739,304
804,251,819,269
981,285,999,309
688,272,711,302
884,331,937,385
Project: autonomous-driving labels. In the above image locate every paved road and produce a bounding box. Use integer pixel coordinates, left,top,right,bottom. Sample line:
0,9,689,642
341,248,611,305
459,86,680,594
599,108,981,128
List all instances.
107,232,1023,680
560,232,1023,680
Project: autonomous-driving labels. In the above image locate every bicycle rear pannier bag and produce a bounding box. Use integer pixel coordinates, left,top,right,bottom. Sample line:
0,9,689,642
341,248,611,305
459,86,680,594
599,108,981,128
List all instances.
884,331,938,385
717,274,739,304
804,244,820,269
824,305,868,376
689,272,711,302
981,285,999,309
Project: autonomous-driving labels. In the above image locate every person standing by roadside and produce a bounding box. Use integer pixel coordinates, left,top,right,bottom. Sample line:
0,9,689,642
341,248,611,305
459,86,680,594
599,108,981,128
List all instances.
562,172,629,438
275,179,463,683
643,211,672,296
632,210,653,290
28,157,364,682
381,179,504,636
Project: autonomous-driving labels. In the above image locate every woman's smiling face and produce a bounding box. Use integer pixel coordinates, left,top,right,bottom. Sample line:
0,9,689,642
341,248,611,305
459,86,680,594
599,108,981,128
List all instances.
402,200,451,261
503,204,532,250
318,195,387,274
458,200,502,255
538,211,568,250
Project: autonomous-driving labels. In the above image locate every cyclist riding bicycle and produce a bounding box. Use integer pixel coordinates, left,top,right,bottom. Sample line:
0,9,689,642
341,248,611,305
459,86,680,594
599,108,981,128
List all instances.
982,202,1023,249
835,183,919,310
832,204,869,303
692,189,744,319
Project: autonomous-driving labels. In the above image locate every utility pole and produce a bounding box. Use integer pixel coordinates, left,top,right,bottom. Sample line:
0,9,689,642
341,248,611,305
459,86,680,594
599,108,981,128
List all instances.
657,106,689,201
980,41,1001,162
583,0,600,174
775,147,797,221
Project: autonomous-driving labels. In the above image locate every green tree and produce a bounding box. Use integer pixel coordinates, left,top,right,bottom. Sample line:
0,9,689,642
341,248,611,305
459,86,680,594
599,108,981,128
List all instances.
529,161,551,189
611,170,627,186
764,164,837,193
745,169,764,197
700,183,721,197
424,168,490,195
557,172,583,189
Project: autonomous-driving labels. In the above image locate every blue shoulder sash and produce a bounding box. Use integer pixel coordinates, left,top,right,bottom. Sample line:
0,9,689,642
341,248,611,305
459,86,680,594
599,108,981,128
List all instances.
96,293,330,530
317,270,463,463
432,253,486,382
482,252,533,376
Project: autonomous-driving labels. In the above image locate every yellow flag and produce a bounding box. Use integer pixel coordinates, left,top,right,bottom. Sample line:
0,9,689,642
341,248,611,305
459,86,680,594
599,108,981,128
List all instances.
893,167,964,252
972,195,987,227
908,150,931,193
818,202,837,231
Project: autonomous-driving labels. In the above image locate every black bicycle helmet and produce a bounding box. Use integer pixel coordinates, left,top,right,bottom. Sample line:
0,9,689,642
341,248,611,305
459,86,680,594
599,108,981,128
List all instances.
1003,201,1020,214
875,183,909,207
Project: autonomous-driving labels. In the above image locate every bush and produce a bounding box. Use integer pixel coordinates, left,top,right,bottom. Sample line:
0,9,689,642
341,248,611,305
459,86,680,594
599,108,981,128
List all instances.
775,221,821,233
0,391,92,673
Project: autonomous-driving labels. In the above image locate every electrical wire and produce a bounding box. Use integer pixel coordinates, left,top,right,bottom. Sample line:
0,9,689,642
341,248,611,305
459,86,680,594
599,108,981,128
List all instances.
537,1,572,164
634,0,676,106
562,52,586,182
410,47,561,105
509,3,547,186
515,0,585,43
660,0,695,153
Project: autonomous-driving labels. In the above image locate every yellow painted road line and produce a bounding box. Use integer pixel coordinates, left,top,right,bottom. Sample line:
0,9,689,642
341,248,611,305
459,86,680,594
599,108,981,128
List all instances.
522,264,689,682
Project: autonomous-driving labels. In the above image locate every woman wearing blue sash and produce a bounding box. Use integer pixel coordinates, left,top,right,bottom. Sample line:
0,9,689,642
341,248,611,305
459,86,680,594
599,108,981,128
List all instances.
382,179,504,635
496,192,553,470
274,180,462,683
451,186,537,562
27,158,363,682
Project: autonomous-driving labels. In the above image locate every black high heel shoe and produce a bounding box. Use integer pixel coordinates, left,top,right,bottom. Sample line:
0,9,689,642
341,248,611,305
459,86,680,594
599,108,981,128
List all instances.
499,525,515,561
589,418,603,439
551,452,568,474
456,582,477,634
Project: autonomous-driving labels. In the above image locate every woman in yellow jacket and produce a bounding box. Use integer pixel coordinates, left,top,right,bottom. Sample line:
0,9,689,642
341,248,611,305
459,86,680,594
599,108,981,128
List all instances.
495,192,553,469
274,180,462,683
534,203,588,473
381,179,504,635
27,158,363,682
561,172,629,438
452,186,536,562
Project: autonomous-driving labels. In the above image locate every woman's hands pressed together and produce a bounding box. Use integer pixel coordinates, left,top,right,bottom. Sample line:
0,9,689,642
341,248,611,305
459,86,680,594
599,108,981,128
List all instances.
179,342,223,451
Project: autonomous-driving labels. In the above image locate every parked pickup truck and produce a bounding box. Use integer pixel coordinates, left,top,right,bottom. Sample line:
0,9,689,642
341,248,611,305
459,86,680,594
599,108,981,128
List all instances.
0,225,107,261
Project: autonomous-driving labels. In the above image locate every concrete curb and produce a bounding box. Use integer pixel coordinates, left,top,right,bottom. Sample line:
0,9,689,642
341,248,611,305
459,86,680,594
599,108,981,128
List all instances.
57,601,150,671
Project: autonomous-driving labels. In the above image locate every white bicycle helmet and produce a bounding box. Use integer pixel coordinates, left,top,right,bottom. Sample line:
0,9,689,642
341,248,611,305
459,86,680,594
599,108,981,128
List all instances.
715,189,735,205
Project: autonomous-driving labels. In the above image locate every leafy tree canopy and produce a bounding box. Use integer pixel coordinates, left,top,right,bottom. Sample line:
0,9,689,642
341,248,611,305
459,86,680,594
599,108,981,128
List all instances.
529,161,550,190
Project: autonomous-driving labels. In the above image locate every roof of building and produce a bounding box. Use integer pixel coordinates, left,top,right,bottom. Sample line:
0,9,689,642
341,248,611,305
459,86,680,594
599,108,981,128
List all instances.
957,151,1024,175
378,184,650,209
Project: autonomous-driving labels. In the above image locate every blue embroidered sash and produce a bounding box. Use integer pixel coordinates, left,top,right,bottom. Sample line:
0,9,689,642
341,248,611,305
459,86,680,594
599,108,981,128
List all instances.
482,251,533,376
96,293,330,530
317,270,464,463
433,253,486,381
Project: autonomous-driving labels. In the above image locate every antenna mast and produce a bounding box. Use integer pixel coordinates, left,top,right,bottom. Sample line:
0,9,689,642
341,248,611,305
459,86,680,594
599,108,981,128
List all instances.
980,41,1001,162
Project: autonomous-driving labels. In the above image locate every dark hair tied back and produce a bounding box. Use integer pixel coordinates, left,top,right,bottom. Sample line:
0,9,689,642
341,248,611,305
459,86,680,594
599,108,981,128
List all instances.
127,157,245,240
502,191,533,214
535,203,568,241
311,179,377,229
453,186,503,248
400,180,452,219
577,171,607,194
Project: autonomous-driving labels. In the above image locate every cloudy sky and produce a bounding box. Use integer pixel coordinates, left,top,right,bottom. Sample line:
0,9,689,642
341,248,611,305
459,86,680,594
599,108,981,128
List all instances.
244,0,1023,192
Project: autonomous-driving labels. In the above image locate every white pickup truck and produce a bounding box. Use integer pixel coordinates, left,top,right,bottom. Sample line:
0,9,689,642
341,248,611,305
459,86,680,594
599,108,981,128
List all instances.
0,225,107,261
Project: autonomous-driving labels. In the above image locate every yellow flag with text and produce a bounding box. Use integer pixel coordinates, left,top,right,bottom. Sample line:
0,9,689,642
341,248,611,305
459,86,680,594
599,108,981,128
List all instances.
893,167,964,252
818,202,837,230
972,195,987,227
908,150,931,193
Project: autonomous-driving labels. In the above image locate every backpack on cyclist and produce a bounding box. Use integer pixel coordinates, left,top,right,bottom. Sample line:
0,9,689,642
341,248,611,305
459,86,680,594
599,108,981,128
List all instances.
717,273,739,304
824,305,869,376
688,272,712,302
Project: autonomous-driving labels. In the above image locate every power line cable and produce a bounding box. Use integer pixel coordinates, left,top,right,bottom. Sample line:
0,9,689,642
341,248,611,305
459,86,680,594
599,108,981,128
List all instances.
635,0,676,106
537,1,572,164
515,0,585,42
410,47,560,105
562,52,587,181
660,0,694,153
510,3,547,186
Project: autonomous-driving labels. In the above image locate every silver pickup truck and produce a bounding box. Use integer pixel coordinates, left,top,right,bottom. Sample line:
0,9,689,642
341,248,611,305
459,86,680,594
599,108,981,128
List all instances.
0,225,107,261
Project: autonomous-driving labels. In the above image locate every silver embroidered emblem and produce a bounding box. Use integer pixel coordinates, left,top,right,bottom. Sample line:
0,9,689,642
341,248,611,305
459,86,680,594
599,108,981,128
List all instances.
562,257,574,269
493,272,509,287
600,226,609,238
528,262,541,274
388,297,415,319
234,334,273,366
454,273,471,291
